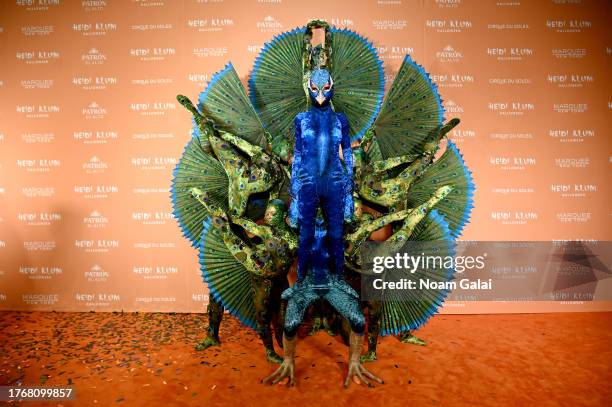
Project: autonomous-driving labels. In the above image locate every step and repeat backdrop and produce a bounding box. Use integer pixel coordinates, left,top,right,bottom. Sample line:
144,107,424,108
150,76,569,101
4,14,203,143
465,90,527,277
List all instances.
0,0,610,313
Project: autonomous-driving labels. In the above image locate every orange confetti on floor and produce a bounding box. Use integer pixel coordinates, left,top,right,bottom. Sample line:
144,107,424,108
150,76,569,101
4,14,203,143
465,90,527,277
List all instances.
0,311,610,406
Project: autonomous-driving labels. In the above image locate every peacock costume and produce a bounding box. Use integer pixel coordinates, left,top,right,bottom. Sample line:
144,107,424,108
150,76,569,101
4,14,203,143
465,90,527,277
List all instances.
171,20,474,386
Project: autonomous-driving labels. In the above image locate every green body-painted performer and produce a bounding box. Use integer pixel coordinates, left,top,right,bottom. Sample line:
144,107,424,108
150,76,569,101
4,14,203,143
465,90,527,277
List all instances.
191,186,292,363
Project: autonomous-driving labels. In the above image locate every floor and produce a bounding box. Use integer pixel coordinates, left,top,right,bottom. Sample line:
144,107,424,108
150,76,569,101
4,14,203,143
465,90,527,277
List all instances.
0,311,610,406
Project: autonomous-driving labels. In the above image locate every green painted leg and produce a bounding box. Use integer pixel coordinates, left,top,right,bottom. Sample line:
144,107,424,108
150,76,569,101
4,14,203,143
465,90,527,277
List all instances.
308,299,328,335
265,348,283,364
399,331,426,346
271,280,288,349
308,316,322,335
195,297,223,350
361,301,380,363
252,277,283,364
323,317,336,336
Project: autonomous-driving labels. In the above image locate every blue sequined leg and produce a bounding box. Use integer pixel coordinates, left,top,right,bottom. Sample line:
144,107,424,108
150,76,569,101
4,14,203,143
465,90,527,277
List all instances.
324,285,365,334
296,180,318,281
321,174,346,279
283,287,319,337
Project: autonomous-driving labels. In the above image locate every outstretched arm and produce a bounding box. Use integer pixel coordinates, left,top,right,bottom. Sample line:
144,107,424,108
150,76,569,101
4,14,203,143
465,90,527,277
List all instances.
176,94,213,153
389,185,454,242
190,187,278,276
339,113,354,222
191,187,274,241
232,217,274,240
369,153,419,174
288,115,303,229
217,130,266,159
346,209,412,253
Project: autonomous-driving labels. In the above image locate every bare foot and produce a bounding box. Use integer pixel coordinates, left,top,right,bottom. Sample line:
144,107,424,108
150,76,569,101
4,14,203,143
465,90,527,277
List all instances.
195,336,220,351
266,349,283,364
399,331,426,346
360,350,377,363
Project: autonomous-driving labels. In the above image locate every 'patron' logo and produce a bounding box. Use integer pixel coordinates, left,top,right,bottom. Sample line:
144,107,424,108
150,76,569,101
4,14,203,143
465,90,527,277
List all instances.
82,156,108,174
257,16,283,32
84,210,109,228
82,102,107,119
82,48,106,65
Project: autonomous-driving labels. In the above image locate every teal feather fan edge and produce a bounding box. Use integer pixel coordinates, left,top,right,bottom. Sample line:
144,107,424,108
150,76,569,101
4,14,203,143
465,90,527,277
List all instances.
248,27,306,141
199,218,258,330
379,210,456,336
170,136,228,247
374,54,445,159
198,62,267,149
329,27,385,141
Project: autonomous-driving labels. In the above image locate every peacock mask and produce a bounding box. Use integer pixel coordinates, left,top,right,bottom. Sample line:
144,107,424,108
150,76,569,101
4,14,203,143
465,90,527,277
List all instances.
308,68,334,106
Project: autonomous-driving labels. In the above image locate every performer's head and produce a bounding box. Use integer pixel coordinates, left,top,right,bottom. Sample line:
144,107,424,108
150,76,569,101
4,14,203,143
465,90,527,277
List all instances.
264,199,286,227
308,68,334,106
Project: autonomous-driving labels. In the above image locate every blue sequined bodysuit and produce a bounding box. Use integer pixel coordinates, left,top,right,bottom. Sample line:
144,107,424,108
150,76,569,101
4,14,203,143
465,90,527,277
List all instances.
289,105,353,283
283,69,364,337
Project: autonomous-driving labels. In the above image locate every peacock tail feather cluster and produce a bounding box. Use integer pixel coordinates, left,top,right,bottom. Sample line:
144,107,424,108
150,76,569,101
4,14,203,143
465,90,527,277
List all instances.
374,55,445,159
327,28,385,141
407,140,475,239
249,28,306,141
378,210,456,336
170,136,228,247
199,218,258,329
198,63,267,149
171,21,475,335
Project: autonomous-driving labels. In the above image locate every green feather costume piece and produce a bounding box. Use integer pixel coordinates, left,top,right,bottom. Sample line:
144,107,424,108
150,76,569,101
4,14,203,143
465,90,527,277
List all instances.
374,55,445,158
171,136,229,247
198,63,267,149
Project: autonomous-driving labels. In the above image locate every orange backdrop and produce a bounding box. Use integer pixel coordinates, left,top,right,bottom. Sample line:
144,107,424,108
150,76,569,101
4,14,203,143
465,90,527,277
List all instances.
0,0,610,313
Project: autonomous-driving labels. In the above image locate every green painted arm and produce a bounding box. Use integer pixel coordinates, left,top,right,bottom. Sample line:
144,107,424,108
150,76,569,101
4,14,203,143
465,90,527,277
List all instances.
346,209,412,258
233,217,274,240
190,187,282,278
368,153,419,174
176,94,213,152
389,185,453,241
218,129,266,158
